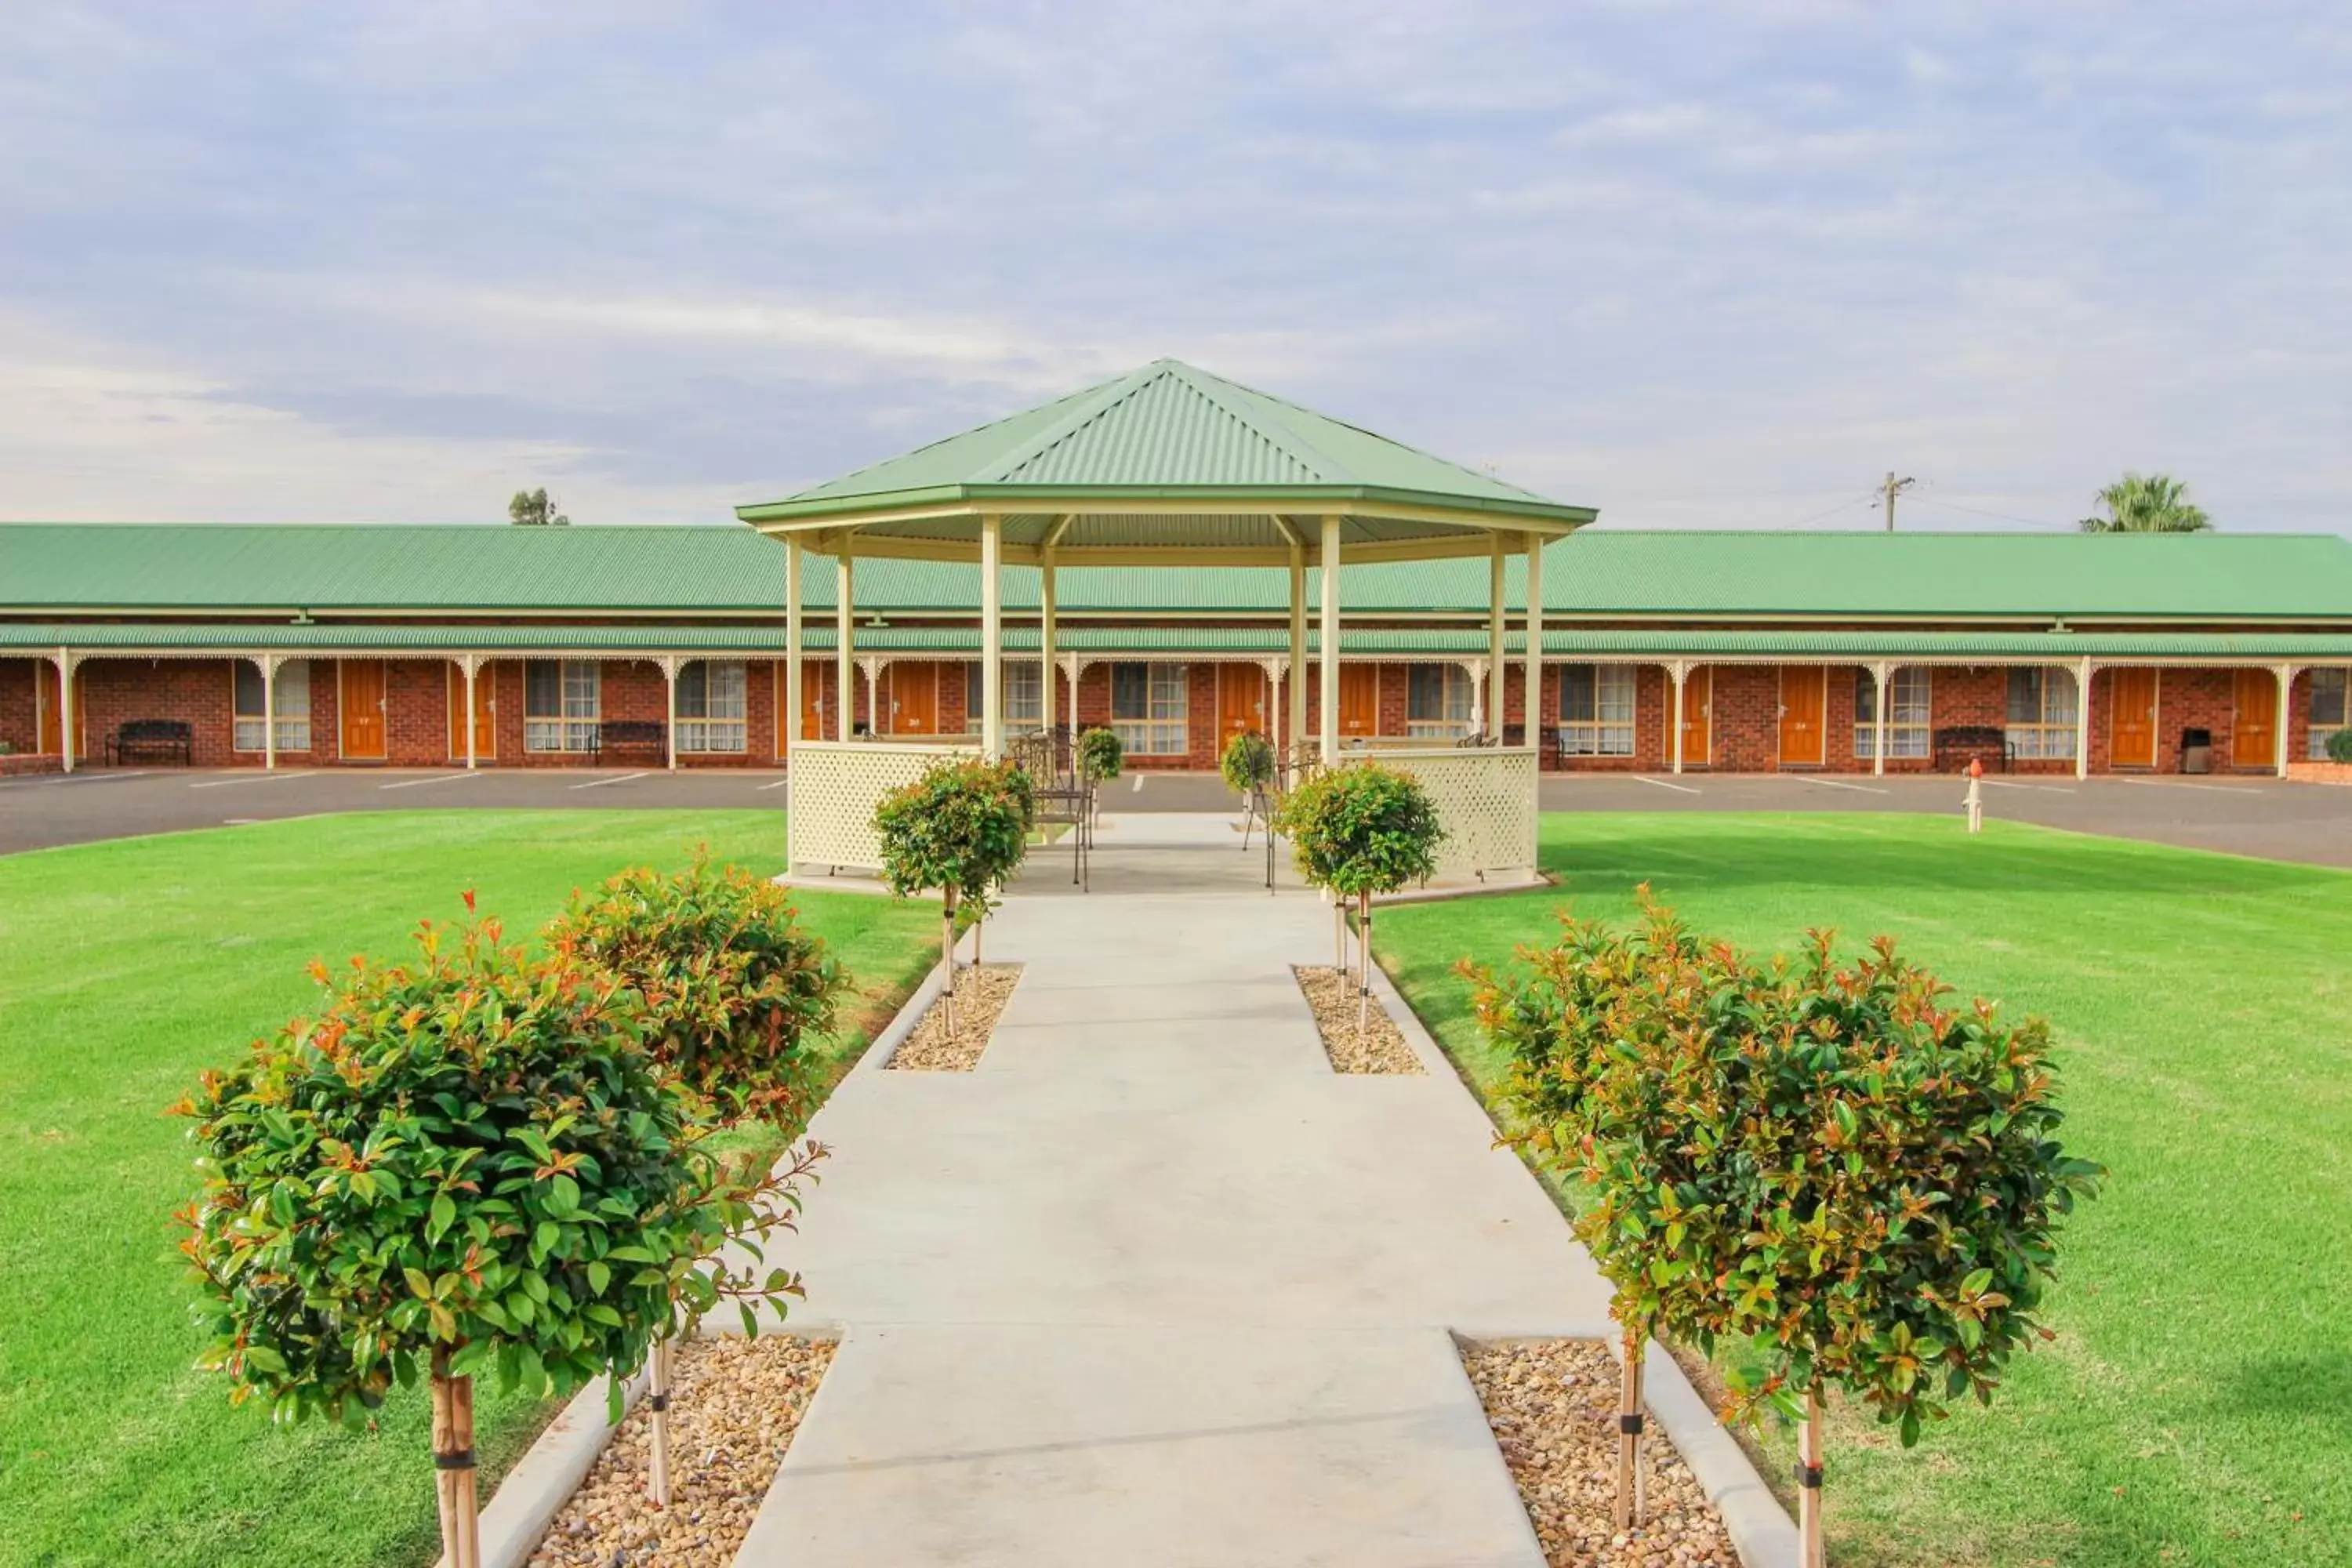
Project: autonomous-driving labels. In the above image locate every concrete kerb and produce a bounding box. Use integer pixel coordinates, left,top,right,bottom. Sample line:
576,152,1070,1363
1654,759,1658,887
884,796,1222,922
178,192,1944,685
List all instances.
431,1365,649,1568
1367,961,1802,1567
846,954,953,1076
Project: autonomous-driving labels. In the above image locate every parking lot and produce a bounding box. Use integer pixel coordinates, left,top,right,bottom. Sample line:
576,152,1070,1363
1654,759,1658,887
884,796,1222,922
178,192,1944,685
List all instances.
3,764,2347,869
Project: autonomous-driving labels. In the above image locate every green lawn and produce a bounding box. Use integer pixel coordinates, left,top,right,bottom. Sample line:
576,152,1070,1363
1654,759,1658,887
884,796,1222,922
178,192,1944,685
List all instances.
1377,813,2349,1568
0,811,935,1568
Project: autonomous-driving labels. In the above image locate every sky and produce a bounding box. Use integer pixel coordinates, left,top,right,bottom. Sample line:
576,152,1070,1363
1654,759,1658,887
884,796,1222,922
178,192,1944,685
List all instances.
0,2,2346,535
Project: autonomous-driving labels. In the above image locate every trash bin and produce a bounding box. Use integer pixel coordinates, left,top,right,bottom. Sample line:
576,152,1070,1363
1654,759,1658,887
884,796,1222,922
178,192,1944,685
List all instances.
2180,727,2212,775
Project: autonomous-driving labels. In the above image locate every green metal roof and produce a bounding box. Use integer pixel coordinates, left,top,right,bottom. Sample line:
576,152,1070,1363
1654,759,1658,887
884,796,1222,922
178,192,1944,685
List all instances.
734,359,1594,557
6,522,2352,623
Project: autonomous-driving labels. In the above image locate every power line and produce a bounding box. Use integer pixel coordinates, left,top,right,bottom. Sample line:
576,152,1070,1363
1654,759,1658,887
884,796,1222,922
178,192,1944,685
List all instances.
1905,494,2071,530
1770,494,1878,531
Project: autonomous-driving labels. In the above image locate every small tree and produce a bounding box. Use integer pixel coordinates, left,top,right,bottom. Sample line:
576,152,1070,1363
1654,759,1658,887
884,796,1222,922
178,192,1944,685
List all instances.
1273,763,1443,1038
1219,729,1274,796
873,757,1032,1036
508,487,571,526
2328,727,2352,764
545,855,849,1503
173,898,811,1560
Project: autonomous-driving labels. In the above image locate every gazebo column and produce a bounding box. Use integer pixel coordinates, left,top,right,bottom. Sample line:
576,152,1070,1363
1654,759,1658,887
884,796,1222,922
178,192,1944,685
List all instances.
1040,536,1058,737
980,513,1004,758
836,538,855,741
1871,660,1893,778
1668,660,1689,775
1287,539,1307,756
785,537,804,764
1522,532,1544,747
1318,515,1341,763
1487,532,1507,742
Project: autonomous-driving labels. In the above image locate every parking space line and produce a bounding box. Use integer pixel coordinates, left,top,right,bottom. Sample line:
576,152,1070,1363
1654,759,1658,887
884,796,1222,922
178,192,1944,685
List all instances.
1630,775,1703,795
1981,780,2076,794
189,771,317,789
1802,777,1890,794
378,772,486,791
2114,777,2259,794
754,777,793,791
568,771,650,791
0,770,154,791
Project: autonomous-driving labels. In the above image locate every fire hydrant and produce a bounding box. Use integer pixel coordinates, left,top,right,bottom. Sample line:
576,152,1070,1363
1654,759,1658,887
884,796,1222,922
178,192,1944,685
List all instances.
1964,757,1984,834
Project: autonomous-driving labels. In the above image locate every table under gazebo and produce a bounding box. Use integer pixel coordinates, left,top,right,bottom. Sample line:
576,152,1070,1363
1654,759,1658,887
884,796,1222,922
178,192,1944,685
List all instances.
735,359,1595,885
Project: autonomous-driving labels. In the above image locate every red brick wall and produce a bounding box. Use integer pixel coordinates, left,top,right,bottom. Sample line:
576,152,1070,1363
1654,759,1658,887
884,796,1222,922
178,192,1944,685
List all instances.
0,657,42,754
76,657,241,766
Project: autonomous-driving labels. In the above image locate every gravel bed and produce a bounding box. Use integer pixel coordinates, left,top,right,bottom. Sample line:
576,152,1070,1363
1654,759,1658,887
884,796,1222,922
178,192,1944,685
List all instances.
1459,1338,1737,1567
884,963,1021,1071
1294,964,1423,1073
527,1334,834,1568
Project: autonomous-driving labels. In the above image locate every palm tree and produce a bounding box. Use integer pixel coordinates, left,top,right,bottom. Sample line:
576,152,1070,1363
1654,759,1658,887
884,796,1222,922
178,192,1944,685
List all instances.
2078,473,2211,533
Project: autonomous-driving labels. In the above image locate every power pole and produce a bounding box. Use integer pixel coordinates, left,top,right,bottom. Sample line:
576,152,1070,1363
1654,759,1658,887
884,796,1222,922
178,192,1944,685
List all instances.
1877,470,1916,532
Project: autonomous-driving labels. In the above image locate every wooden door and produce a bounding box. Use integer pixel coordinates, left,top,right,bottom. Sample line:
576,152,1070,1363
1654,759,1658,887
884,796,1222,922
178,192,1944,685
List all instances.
340,659,388,760
1338,665,1380,741
445,665,495,760
36,665,82,757
1680,666,1711,766
1777,666,1825,766
2232,669,2278,770
1217,664,1264,747
774,661,833,757
888,664,938,735
2109,668,2158,769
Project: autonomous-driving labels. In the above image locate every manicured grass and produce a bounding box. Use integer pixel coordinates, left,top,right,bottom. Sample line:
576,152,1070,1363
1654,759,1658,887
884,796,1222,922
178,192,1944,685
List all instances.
0,811,936,1568
1376,814,2349,1568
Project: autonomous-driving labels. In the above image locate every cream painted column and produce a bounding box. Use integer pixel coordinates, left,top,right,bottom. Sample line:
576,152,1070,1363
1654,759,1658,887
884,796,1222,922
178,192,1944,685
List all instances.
835,538,856,741
1522,532,1545,746
980,513,1004,758
861,658,882,738
1318,516,1341,763
459,655,479,771
1487,532,1508,742
250,655,278,771
1871,660,1893,778
659,656,681,771
1668,660,1689,775
2074,659,2093,781
51,650,75,773
1287,539,1308,753
784,536,804,763
2276,663,2299,778
1040,541,1058,736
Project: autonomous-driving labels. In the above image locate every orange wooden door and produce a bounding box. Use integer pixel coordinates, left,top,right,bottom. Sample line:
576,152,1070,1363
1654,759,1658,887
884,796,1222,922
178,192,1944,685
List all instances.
445,665,495,759
2232,669,2277,769
1338,665,1380,740
888,664,938,735
772,661,833,757
1217,663,1264,746
1778,666,1825,766
2109,667,2158,769
340,659,388,760
37,665,82,756
1680,666,1711,765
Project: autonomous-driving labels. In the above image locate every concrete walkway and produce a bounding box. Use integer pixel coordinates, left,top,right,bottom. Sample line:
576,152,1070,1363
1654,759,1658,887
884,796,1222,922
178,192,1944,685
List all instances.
733,814,1613,1567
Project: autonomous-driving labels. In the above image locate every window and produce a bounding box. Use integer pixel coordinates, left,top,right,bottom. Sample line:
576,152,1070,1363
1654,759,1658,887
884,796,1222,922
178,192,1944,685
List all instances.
1852,667,1931,759
675,660,747,753
2310,669,2349,760
232,659,311,753
963,660,1045,728
524,659,600,752
1406,663,1475,739
1110,661,1187,755
2005,666,2078,759
1557,663,1636,755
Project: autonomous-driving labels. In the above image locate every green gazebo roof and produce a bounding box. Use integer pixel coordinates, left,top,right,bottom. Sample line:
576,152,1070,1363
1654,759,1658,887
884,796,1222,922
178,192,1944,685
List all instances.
735,358,1595,566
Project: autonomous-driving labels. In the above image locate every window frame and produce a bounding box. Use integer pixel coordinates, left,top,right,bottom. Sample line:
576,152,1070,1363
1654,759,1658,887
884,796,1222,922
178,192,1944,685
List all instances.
675,659,748,754
962,659,1046,730
1556,662,1637,756
524,659,601,753
1109,660,1189,756
231,659,313,753
2005,666,2079,760
2308,668,2349,760
1852,666,1931,760
1404,662,1475,740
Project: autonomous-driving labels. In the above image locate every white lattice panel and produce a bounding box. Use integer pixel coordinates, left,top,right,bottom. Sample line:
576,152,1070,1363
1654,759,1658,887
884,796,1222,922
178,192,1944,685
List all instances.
1358,746,1538,882
787,741,982,873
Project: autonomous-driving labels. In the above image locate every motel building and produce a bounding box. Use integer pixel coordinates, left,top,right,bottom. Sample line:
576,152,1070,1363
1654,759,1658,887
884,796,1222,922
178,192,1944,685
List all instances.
5,362,2352,785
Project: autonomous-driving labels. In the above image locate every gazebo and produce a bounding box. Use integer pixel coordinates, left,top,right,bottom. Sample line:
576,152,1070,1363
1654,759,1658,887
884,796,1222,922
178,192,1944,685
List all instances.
735,358,1596,882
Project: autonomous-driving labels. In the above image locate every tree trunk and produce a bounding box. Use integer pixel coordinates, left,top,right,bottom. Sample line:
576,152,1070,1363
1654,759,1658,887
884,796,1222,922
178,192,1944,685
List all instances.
430,1349,481,1568
1799,1385,1825,1568
941,893,958,1040
646,1338,673,1508
1613,1328,1646,1530
1356,891,1373,1040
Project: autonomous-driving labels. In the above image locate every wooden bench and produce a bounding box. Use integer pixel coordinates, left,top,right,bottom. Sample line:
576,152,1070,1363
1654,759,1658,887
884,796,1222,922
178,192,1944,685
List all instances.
106,719,194,767
1932,724,2010,773
592,720,668,762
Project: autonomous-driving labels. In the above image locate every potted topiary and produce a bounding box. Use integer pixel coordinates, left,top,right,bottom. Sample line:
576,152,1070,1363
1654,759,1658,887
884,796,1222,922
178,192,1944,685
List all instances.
1273,762,1443,1040
174,895,815,1563
544,854,849,1502
1076,727,1122,832
873,757,1033,1038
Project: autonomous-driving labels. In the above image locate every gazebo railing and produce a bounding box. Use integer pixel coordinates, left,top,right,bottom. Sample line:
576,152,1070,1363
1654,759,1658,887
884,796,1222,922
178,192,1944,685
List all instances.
1347,744,1539,884
786,739,981,875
